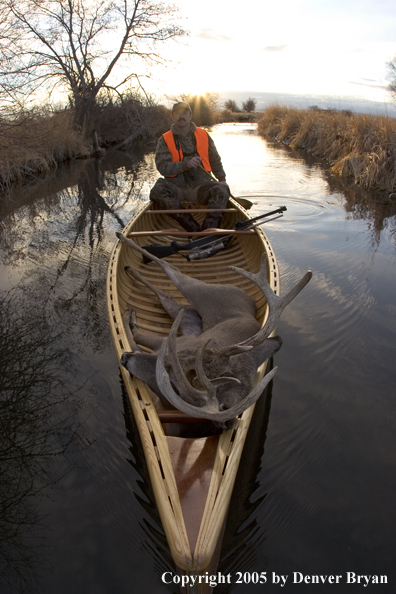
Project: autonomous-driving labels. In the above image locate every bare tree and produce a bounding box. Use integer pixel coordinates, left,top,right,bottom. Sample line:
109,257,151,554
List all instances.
387,57,396,100
224,99,240,112
242,97,257,113
0,0,185,129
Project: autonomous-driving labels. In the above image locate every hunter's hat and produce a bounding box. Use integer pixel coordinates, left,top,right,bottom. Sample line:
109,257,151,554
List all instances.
172,101,192,113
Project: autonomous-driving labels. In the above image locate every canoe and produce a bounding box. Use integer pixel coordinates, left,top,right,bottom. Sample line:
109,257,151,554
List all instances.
106,198,280,587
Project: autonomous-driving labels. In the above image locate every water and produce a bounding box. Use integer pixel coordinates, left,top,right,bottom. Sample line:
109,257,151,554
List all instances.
1,124,395,593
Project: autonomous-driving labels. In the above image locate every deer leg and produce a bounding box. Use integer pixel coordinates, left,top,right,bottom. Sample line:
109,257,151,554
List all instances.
122,308,165,351
122,309,142,352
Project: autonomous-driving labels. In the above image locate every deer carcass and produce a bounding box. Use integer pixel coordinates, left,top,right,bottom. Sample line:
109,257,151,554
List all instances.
117,233,312,425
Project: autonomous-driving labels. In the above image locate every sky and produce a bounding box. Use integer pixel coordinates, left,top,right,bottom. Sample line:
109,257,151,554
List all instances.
150,0,396,108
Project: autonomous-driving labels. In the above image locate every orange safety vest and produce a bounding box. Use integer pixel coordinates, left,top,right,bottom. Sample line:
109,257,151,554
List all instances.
162,128,211,177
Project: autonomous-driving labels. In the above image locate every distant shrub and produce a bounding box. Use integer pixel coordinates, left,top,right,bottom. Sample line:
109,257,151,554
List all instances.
224,99,240,112
92,97,170,147
242,97,257,112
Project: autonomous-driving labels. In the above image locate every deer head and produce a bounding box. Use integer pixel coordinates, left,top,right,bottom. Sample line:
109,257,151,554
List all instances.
117,233,312,423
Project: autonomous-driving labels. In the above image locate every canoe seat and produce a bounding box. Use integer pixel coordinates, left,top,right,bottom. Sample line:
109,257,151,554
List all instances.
158,409,209,424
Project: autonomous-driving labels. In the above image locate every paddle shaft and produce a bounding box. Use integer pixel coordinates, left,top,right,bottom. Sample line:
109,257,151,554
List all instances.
197,164,254,209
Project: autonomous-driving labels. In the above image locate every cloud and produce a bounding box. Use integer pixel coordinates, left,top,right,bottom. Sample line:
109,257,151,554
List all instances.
262,45,288,52
196,28,232,42
350,79,388,91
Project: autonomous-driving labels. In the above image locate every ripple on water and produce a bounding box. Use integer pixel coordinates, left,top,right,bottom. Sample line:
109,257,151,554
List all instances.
236,194,335,227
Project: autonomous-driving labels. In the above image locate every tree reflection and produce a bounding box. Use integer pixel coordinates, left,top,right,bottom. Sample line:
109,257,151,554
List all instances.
266,141,396,248
0,149,158,590
218,377,273,586
121,382,175,579
324,172,396,247
120,367,275,588
0,149,157,350
0,288,86,593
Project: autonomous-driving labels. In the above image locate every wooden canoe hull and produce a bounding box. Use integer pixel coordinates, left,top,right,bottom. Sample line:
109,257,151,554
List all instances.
106,199,280,572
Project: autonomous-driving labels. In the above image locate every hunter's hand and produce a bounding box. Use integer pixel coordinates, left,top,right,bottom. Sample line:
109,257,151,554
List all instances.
187,156,202,169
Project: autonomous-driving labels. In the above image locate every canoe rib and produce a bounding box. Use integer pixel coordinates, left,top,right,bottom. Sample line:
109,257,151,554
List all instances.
106,199,280,572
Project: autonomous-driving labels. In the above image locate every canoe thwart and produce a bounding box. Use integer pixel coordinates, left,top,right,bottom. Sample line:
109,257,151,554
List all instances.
144,208,238,214
127,228,256,237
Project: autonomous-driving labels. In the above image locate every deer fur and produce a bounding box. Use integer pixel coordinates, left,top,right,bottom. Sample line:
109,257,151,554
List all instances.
117,232,312,425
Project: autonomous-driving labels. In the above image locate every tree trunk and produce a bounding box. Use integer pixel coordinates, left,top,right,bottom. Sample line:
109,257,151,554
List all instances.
73,94,96,133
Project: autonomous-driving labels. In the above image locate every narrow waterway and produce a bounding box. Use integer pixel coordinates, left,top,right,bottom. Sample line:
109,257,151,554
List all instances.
1,124,395,593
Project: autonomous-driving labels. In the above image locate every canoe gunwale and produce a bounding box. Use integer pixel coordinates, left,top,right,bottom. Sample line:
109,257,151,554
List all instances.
106,198,280,572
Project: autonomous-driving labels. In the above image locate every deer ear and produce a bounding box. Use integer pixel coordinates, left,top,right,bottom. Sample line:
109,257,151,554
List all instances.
250,335,283,364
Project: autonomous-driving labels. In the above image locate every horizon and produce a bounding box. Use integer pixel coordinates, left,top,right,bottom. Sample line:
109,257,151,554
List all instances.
216,90,396,116
160,89,396,118
148,0,396,115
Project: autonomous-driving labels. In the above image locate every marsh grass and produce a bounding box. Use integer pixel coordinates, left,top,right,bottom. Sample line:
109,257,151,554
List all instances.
258,105,396,192
0,99,170,194
0,110,89,193
220,109,260,123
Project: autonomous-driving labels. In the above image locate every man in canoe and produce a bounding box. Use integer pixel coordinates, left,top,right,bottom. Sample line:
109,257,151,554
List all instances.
150,101,230,232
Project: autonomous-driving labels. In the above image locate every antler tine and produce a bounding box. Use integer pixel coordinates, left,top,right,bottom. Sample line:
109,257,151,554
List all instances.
157,310,209,405
156,349,278,421
230,256,312,349
195,339,217,397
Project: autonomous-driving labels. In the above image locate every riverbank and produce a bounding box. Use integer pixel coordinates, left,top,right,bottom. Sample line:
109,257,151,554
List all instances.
258,105,396,193
0,95,258,195
0,100,169,194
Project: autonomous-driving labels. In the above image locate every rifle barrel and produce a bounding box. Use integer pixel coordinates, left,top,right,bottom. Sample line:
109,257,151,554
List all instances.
235,206,287,229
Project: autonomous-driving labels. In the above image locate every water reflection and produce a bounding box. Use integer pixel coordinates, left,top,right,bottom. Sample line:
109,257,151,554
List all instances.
121,383,176,579
0,124,395,593
218,376,274,591
264,139,396,249
0,287,87,592
0,150,157,591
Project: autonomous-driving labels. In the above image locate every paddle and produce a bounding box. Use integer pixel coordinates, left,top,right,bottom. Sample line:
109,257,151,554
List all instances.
197,164,255,210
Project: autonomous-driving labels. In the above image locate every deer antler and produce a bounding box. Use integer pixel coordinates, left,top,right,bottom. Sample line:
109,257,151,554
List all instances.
156,311,278,421
228,256,312,350
164,310,209,406
194,339,216,397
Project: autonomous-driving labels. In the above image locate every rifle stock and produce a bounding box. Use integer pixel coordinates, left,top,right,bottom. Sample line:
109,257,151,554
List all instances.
142,242,180,263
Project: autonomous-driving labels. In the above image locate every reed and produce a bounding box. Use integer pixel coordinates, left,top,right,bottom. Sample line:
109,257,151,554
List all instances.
0,97,170,193
258,105,396,192
0,110,89,193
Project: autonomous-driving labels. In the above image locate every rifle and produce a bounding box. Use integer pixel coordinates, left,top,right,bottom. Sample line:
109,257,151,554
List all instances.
142,206,287,263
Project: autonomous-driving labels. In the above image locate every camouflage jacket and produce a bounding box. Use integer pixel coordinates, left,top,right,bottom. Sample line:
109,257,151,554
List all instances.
154,122,226,187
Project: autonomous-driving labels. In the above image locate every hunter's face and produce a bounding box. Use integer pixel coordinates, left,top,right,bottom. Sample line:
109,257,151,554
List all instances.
172,108,191,131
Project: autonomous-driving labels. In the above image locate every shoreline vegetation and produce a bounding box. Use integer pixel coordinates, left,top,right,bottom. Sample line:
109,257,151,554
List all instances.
1,94,396,195
0,97,171,194
258,105,396,193
0,93,258,195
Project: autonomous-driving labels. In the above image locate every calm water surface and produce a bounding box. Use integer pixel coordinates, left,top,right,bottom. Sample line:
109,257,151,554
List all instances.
1,124,395,593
